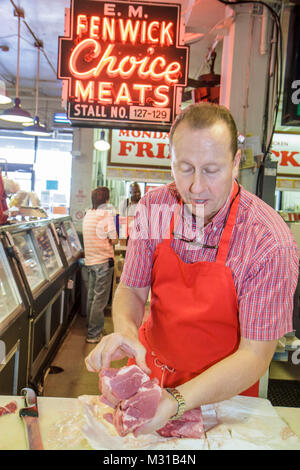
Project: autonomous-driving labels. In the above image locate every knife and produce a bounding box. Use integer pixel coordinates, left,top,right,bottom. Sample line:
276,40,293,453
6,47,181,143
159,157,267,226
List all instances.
19,388,44,450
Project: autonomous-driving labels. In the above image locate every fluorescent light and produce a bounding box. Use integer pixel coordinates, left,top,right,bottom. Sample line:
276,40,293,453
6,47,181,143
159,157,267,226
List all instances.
53,113,71,124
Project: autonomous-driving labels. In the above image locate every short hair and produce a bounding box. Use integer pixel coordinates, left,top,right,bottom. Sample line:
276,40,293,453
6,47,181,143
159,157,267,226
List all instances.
169,102,238,157
91,186,109,209
130,182,140,190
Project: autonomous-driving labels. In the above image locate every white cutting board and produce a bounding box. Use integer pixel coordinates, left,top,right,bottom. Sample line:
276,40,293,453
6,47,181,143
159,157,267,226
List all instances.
0,395,299,450
0,396,91,450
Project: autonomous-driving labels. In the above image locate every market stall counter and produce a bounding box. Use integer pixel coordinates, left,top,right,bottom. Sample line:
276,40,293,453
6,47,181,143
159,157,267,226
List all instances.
0,394,299,450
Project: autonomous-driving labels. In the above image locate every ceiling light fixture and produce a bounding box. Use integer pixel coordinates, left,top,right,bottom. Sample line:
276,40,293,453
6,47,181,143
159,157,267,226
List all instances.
0,80,12,105
94,130,110,151
23,40,51,136
0,8,32,123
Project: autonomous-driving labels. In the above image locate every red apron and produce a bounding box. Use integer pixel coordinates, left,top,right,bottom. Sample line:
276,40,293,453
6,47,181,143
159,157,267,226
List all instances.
128,182,259,397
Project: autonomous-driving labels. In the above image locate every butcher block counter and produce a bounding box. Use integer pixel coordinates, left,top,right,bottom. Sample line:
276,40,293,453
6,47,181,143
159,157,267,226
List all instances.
0,395,300,450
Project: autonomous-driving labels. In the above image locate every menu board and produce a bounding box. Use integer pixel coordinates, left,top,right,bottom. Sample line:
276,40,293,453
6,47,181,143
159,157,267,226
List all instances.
33,226,63,279
0,243,22,323
12,232,46,291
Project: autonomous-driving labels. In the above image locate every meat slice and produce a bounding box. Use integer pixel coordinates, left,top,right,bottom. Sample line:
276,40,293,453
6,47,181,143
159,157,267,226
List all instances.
157,408,205,438
0,401,18,417
98,365,215,439
99,365,151,407
113,381,162,437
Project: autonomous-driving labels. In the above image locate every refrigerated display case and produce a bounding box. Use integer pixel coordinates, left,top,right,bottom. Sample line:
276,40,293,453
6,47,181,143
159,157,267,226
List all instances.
0,242,22,326
61,219,82,257
12,230,47,292
52,216,83,325
0,238,30,394
0,216,82,393
32,225,63,279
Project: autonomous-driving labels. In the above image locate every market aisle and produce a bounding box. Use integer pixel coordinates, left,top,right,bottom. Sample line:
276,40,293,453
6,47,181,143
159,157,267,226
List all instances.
43,300,151,399
43,313,127,398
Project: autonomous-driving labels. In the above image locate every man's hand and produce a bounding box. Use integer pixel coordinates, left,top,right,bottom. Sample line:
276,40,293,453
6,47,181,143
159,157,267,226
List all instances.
134,389,178,436
84,332,151,374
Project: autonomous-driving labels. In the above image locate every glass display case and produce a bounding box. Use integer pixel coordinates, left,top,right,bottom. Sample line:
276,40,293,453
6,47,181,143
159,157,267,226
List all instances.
62,220,82,256
59,228,73,262
0,242,22,326
32,226,63,278
0,216,82,393
12,231,46,291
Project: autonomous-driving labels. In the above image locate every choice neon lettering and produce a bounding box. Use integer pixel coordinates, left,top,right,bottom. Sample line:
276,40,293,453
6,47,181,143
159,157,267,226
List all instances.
69,39,181,85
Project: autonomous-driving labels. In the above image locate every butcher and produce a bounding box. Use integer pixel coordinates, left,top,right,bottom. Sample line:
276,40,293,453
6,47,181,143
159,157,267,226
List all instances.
85,102,299,435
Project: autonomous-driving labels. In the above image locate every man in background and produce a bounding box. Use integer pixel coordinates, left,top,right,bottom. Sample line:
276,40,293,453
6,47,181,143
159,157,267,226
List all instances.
119,182,141,217
82,187,118,343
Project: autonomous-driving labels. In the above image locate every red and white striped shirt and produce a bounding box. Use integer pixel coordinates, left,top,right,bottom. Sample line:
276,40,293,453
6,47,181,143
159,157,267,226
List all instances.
83,205,117,266
121,182,299,341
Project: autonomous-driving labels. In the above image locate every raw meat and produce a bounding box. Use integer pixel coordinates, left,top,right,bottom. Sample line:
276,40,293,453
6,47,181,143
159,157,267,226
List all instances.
99,365,215,439
99,365,151,407
158,408,205,438
0,401,18,417
113,381,162,437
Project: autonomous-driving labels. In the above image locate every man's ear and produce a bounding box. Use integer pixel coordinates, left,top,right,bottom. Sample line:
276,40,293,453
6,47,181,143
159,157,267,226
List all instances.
170,159,175,180
233,149,241,179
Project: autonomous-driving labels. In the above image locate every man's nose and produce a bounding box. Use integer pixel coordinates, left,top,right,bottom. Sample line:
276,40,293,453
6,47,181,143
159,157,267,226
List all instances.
190,171,206,194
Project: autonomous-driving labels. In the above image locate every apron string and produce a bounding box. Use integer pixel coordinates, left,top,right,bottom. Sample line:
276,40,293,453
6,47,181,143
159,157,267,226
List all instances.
161,180,240,262
151,352,175,388
162,202,181,244
215,181,240,264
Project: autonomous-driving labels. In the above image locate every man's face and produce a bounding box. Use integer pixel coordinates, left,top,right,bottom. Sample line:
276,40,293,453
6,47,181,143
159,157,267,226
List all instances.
171,121,240,225
130,185,141,203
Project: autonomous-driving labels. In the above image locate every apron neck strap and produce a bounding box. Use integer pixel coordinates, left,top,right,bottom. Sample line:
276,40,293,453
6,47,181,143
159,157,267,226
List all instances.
163,203,181,243
163,181,240,259
215,180,240,264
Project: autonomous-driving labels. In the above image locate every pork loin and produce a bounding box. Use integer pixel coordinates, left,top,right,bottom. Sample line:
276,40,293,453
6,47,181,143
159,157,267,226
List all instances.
99,364,151,407
158,408,205,438
113,380,162,436
99,365,210,439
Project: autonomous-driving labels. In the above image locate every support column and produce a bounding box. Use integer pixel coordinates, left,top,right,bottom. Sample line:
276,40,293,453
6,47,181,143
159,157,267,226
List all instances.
220,4,273,193
69,127,95,233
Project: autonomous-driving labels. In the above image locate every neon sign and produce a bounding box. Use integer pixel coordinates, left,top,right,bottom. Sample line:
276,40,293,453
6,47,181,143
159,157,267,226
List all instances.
58,0,189,130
